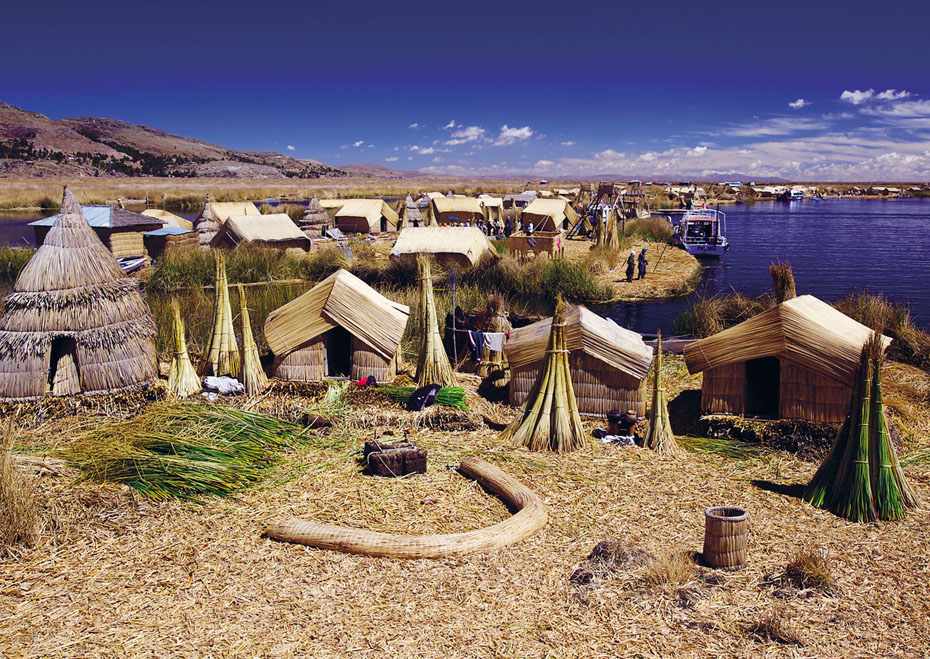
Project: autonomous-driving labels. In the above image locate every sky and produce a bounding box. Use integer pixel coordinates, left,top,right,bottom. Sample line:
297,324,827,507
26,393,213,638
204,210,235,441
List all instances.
4,0,930,180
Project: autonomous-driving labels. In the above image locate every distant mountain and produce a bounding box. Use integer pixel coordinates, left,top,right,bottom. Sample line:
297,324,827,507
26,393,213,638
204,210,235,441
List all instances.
0,102,347,179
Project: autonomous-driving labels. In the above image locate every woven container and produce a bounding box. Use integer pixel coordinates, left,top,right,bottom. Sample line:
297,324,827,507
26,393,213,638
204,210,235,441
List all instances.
702,506,748,569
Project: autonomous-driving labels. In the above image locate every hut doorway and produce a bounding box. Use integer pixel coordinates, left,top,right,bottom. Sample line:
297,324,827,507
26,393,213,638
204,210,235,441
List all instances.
324,327,353,378
745,357,779,418
380,216,388,233
48,337,81,396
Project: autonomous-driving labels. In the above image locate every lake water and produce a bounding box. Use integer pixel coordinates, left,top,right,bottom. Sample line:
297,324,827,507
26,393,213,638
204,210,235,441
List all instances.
598,198,930,333
3,199,928,331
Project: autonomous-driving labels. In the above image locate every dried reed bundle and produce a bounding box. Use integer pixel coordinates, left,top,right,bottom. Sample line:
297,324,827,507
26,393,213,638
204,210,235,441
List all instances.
203,252,240,377
643,331,678,454
605,210,621,249
238,285,268,395
805,332,920,521
500,296,586,452
769,261,797,303
1,422,38,553
167,299,201,398
414,255,455,387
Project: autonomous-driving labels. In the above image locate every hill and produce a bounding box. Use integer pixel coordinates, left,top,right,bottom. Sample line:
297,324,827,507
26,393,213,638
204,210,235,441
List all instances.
0,102,347,179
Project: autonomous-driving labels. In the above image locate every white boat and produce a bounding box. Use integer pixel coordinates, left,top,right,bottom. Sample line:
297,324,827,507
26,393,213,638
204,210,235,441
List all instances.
789,188,805,201
673,209,729,258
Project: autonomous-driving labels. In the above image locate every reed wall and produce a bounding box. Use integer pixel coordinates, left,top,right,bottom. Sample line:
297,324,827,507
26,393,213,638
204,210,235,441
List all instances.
106,231,147,259
351,337,395,382
701,363,745,415
273,335,326,382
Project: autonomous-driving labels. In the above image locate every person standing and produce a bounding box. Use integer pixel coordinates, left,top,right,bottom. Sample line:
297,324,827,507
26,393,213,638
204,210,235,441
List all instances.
638,247,648,279
626,252,635,283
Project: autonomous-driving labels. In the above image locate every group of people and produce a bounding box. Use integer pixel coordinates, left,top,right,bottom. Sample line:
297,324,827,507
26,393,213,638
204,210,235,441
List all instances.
625,246,648,282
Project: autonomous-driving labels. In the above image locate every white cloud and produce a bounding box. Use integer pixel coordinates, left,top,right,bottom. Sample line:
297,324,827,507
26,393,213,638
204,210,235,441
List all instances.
560,140,575,146
385,156,399,162
286,144,295,151
534,159,555,168
443,120,457,129
725,117,828,137
408,122,419,129
841,89,876,105
876,89,912,101
445,125,486,145
788,98,809,109
688,146,708,156
494,125,534,146
409,145,435,155
367,144,375,148
352,140,365,147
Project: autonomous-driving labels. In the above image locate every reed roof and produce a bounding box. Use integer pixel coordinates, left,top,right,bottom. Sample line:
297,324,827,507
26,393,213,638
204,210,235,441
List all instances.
432,196,484,215
506,304,653,380
390,227,495,267
264,269,409,360
684,294,891,384
31,206,163,230
478,195,503,208
521,198,578,226
334,199,399,231
141,208,193,230
203,201,260,223
226,213,309,244
318,199,347,210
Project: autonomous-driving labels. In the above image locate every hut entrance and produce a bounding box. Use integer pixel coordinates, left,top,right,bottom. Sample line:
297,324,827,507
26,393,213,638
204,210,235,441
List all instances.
48,337,81,396
380,216,389,233
745,357,779,418
325,327,353,378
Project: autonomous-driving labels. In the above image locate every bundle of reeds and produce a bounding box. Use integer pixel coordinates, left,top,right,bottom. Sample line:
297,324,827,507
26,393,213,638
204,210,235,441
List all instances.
769,261,797,303
237,285,268,395
499,296,586,452
414,255,455,387
805,333,920,521
203,252,240,377
605,211,621,249
167,299,202,398
63,402,304,499
643,331,678,454
378,385,468,411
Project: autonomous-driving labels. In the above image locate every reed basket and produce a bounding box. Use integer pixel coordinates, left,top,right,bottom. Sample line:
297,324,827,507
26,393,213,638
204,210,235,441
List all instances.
702,506,748,569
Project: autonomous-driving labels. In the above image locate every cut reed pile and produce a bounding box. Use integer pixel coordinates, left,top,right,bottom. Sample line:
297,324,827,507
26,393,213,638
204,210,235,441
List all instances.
61,402,306,499
1,423,38,555
166,299,201,398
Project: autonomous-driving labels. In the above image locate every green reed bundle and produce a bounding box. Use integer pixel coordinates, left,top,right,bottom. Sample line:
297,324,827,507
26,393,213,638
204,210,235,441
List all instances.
237,284,268,395
414,255,455,387
167,299,202,398
204,252,240,377
499,296,586,452
643,331,679,454
378,385,468,411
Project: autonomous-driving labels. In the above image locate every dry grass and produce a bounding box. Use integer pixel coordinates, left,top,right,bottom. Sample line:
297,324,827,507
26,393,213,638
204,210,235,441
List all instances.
0,358,929,655
783,548,837,594
644,549,697,588
746,606,806,646
0,424,38,556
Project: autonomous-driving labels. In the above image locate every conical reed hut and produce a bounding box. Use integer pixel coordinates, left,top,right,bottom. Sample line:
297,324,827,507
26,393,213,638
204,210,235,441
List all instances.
499,296,586,453
805,333,919,522
0,188,157,399
203,252,240,377
300,197,331,238
643,331,679,454
415,255,455,387
167,299,201,398
238,284,268,395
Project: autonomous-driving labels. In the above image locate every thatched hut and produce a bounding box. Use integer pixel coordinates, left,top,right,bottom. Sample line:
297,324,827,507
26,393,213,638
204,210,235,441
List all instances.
390,227,496,269
143,227,197,261
216,213,311,250
683,295,892,424
400,194,423,227
300,198,331,238
141,208,193,230
334,199,398,234
30,205,163,260
0,189,157,399
431,196,485,225
520,198,578,232
478,195,504,224
196,200,261,247
265,269,409,382
506,305,653,415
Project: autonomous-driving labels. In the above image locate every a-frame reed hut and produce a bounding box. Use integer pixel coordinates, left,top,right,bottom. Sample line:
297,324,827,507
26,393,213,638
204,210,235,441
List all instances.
506,304,653,416
683,295,891,424
264,269,410,382
0,188,157,399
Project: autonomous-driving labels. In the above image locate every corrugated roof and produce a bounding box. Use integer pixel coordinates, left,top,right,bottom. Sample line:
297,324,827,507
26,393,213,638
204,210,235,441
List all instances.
30,206,163,229
143,227,193,237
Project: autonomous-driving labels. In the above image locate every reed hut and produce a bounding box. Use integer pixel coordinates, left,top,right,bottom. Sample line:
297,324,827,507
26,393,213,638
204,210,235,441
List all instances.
30,205,163,260
478,195,504,224
196,200,261,247
300,198,331,238
0,188,157,399
506,305,653,415
264,269,410,382
390,227,496,269
216,213,311,250
400,194,423,227
334,199,398,234
431,196,485,226
683,295,892,424
143,226,197,261
141,208,193,230
519,198,578,232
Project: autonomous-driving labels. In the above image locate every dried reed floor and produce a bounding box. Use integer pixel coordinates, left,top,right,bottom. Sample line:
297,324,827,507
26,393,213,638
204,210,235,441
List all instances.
3,394,930,657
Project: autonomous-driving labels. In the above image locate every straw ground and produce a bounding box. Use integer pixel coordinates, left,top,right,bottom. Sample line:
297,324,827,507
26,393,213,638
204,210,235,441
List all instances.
2,355,929,656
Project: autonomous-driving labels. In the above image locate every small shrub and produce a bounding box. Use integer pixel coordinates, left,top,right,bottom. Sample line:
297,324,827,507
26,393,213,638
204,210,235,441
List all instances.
623,217,674,243
746,607,805,646
835,292,930,369
781,547,837,595
1,427,39,555
674,293,771,337
644,550,696,588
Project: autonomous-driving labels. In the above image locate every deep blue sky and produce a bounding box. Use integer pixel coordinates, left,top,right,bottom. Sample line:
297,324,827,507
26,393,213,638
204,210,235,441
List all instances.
4,0,930,179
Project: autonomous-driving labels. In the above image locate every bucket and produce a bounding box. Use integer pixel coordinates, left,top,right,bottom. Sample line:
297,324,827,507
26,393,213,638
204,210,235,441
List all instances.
702,506,748,569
